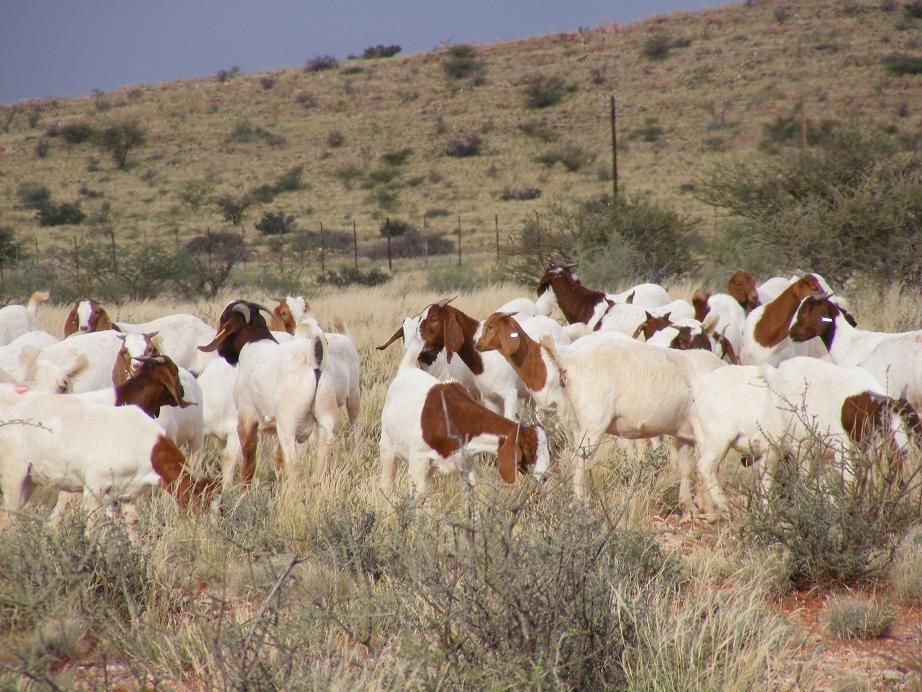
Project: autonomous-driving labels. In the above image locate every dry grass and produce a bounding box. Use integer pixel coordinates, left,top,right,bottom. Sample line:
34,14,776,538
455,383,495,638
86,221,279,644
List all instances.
2,0,920,265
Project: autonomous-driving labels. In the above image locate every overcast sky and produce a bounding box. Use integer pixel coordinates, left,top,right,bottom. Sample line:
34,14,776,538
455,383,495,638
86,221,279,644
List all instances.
0,0,722,104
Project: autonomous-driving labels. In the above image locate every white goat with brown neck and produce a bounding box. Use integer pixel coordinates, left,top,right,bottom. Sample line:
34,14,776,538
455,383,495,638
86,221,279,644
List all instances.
379,331,550,497
475,312,724,511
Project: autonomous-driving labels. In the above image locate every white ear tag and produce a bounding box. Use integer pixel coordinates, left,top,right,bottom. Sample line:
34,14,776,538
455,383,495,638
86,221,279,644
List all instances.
509,332,519,337
820,316,834,323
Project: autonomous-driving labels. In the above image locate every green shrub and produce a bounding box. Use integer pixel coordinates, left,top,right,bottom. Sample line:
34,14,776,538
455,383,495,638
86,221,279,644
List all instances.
823,596,895,640
889,527,922,603
216,65,241,82
535,142,595,172
259,75,276,90
442,44,486,83
317,266,390,287
274,164,304,193
304,55,338,72
379,218,414,237
518,119,558,142
362,44,401,59
18,182,51,210
33,138,49,158
444,133,482,157
99,120,145,169
523,74,574,109
905,0,922,18
215,192,252,226
228,119,285,146
327,129,345,147
883,53,922,74
255,210,296,235
57,122,95,144
380,147,413,166
500,186,542,201
630,117,666,143
641,33,691,60
37,201,85,226
699,129,922,284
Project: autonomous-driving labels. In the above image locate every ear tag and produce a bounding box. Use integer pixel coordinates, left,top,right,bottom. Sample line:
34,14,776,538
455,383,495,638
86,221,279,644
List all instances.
509,332,519,337
820,316,834,323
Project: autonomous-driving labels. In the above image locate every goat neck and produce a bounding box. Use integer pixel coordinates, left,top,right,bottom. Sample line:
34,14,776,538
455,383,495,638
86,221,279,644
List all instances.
752,274,824,348
536,267,605,324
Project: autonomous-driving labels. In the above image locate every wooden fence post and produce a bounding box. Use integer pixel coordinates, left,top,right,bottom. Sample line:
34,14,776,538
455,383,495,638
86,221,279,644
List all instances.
386,217,393,272
353,219,358,270
495,214,500,263
320,221,325,273
457,215,462,267
610,95,618,201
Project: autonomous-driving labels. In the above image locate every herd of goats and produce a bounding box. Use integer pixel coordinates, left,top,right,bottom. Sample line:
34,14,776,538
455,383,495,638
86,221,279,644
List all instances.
0,262,920,525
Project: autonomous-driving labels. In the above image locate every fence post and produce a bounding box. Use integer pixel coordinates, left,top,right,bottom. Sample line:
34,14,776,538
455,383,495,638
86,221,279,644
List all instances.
320,221,325,273
73,235,79,276
800,96,807,150
610,95,618,201
386,217,393,272
423,217,428,267
110,228,118,273
495,214,500,263
352,219,358,270
457,215,462,267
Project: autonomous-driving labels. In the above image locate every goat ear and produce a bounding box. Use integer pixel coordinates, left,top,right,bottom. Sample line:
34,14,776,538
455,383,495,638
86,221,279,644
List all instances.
840,306,858,328
631,322,646,340
198,326,230,352
498,323,521,356
376,325,404,350
443,311,465,362
496,435,520,484
95,307,114,331
625,290,635,304
63,303,79,337
645,310,653,320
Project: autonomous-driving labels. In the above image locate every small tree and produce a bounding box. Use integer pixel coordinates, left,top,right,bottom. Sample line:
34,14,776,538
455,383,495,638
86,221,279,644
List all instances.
215,193,252,227
362,44,401,59
178,231,249,298
0,227,22,279
99,121,146,170
177,179,214,212
255,210,296,235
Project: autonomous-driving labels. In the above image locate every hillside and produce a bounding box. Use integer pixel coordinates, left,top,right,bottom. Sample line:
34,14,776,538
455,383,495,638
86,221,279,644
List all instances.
1,0,920,263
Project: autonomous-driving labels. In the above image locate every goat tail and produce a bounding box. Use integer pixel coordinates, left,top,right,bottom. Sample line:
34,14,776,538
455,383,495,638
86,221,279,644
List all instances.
27,290,51,317
330,317,349,335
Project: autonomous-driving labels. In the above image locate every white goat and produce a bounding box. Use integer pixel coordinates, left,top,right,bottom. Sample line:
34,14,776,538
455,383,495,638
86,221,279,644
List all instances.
379,337,550,496
691,357,916,516
34,331,126,393
789,296,922,407
0,389,216,520
475,312,724,511
0,291,50,346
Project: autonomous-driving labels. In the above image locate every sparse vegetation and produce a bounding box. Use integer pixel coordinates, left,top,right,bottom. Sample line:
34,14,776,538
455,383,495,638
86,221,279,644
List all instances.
444,133,482,157
641,32,691,60
523,74,574,109
361,44,401,59
441,44,486,83
823,597,896,640
255,209,297,235
535,142,595,171
327,129,345,147
214,192,253,226
500,186,542,201
882,53,922,74
304,55,338,72
99,120,145,170
215,65,241,82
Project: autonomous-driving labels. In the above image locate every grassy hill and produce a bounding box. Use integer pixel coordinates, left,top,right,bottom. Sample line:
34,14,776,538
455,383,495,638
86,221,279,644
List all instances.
1,0,920,267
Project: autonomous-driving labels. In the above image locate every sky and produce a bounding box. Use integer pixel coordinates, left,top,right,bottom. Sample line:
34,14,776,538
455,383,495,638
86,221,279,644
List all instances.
0,0,721,104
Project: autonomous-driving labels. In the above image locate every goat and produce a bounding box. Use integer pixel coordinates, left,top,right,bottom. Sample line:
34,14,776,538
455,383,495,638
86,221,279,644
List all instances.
789,296,922,407
63,299,217,375
198,300,332,485
475,312,724,511
738,274,829,366
495,296,551,319
1,346,88,394
0,389,216,520
110,335,204,453
379,339,550,497
33,330,127,393
690,357,918,517
269,295,310,334
691,290,746,363
534,263,669,327
0,291,50,346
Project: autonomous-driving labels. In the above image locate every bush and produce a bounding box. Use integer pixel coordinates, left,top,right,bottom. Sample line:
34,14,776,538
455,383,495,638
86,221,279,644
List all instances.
99,120,145,169
642,33,674,60
0,226,23,270
508,194,698,286
823,597,895,640
699,129,922,284
735,434,922,587
629,117,666,143
259,75,276,90
327,130,345,147
759,114,839,151
523,74,573,109
18,183,51,210
361,44,401,59
380,148,413,166
518,119,558,142
499,186,542,201
889,528,922,603
32,138,46,158
37,201,85,226
57,122,95,144
255,210,296,235
378,218,414,237
905,0,922,18
228,119,286,147
535,142,595,172
363,230,454,260
216,65,241,82
274,165,304,193
445,133,482,157
215,193,252,226
883,53,922,74
317,266,390,287
442,44,486,83
305,55,338,72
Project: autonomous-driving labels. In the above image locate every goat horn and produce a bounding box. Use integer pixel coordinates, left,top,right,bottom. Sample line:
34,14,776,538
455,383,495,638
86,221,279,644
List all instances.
376,326,404,351
232,303,252,322
436,296,456,308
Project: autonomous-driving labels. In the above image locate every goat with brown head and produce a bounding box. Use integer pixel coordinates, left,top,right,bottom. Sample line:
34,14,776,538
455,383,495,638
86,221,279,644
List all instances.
198,300,276,365
727,271,760,313
63,298,115,337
